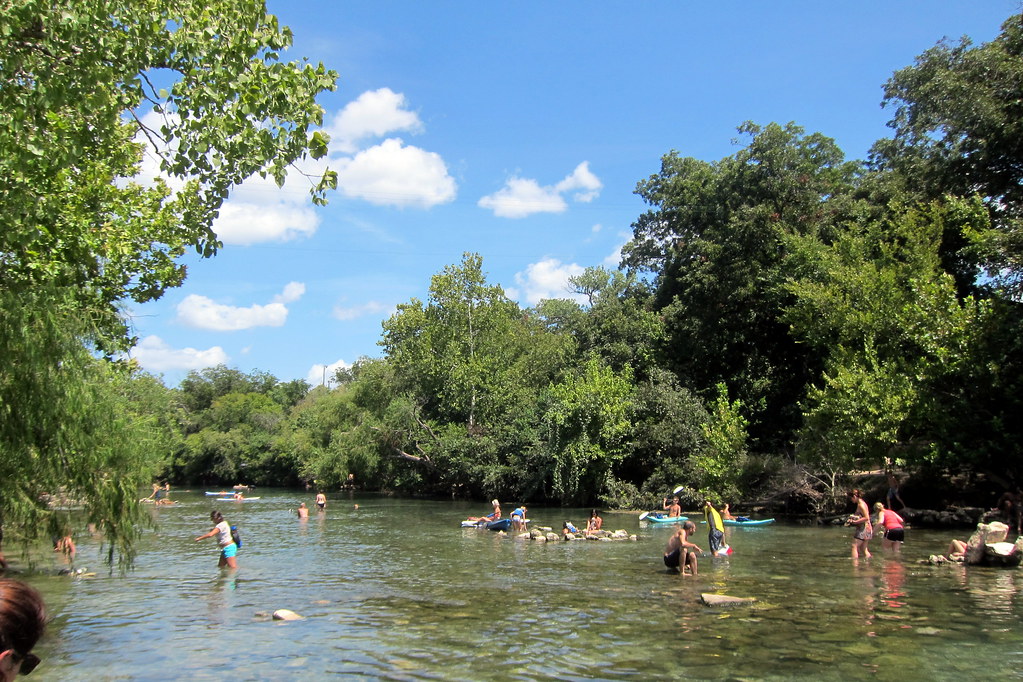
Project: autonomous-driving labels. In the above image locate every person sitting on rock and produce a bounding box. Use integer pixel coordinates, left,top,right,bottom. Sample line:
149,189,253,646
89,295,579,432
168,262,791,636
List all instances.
946,538,968,561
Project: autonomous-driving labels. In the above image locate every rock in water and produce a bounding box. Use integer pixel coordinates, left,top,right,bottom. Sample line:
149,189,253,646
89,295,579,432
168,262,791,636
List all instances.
272,609,304,621
701,593,756,607
980,541,1022,568
964,521,1013,565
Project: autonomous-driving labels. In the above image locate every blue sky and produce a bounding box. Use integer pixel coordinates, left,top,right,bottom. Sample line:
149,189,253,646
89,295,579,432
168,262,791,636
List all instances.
126,2,1018,388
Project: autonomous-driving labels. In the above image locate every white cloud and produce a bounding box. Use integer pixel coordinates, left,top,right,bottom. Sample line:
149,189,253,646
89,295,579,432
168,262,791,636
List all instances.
129,89,453,245
324,88,423,154
512,258,587,305
334,138,456,208
332,300,390,321
604,238,628,268
176,282,305,331
555,162,603,202
130,335,229,372
306,359,351,388
479,162,602,218
274,282,306,304
478,177,566,218
129,109,328,246
213,202,320,245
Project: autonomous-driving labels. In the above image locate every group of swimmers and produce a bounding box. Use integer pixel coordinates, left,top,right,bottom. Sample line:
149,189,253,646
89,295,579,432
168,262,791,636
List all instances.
295,493,344,519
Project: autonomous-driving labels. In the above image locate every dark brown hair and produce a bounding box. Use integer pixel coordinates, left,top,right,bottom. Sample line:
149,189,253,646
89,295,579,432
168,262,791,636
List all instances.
0,579,46,655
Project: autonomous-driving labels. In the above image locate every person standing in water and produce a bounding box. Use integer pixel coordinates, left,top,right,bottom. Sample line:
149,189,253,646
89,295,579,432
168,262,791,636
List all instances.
874,501,905,555
510,505,528,532
846,489,873,559
315,491,327,511
703,500,725,555
195,510,238,569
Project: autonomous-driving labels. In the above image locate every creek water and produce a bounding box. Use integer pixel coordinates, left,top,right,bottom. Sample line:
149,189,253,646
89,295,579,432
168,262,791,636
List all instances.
13,490,1023,681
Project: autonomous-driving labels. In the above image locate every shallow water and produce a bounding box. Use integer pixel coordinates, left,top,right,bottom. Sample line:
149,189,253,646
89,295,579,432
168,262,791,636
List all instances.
14,490,1023,680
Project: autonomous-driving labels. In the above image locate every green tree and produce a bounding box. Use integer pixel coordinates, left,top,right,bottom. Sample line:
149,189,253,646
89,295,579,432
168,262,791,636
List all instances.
874,13,1023,295
564,267,664,377
627,368,710,505
0,0,337,562
692,383,749,502
382,253,525,428
530,356,635,505
783,200,988,475
0,288,162,566
624,122,861,450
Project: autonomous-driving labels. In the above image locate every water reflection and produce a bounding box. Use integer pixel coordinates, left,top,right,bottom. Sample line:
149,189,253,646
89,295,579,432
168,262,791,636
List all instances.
880,559,907,610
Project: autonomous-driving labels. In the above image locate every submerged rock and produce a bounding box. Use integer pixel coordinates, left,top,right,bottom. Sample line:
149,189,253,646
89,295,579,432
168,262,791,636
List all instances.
701,593,756,607
273,609,304,621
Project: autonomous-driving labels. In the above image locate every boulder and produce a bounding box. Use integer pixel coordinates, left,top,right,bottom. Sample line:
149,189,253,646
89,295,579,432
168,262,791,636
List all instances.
544,532,560,542
272,609,303,621
965,522,1010,565
978,541,1021,568
701,593,756,607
